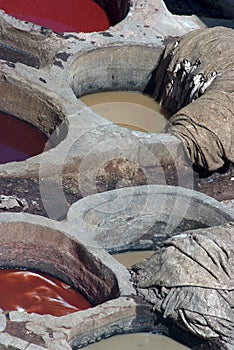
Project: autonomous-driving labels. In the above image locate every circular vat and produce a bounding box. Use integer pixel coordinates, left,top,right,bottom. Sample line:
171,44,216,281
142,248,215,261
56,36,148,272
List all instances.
0,220,120,308
0,215,140,349
69,45,164,98
67,185,234,252
0,68,68,164
0,0,129,33
69,44,169,133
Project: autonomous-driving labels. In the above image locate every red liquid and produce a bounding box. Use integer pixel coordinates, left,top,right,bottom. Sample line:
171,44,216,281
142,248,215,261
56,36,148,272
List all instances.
0,269,92,316
0,110,48,164
0,0,110,33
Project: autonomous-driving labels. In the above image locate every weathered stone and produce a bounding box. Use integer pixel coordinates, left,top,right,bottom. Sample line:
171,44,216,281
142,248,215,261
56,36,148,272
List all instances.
0,332,29,349
26,345,47,350
0,311,6,332
67,185,234,252
0,195,28,210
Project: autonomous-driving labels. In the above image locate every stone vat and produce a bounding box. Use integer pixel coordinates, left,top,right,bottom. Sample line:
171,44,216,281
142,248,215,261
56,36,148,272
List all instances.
0,0,233,349
0,213,137,350
67,184,234,252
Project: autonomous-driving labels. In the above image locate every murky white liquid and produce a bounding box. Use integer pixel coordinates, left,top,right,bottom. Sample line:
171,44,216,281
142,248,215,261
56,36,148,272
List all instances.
83,333,190,350
80,91,169,133
113,250,154,268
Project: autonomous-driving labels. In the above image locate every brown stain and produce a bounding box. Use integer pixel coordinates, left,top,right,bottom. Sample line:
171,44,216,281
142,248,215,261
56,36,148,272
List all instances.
5,321,46,347
96,158,147,192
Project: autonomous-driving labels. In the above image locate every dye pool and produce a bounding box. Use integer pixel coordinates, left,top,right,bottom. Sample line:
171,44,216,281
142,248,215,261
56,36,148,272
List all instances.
83,333,190,350
0,0,110,33
113,251,154,269
0,110,48,164
0,269,92,316
80,91,170,133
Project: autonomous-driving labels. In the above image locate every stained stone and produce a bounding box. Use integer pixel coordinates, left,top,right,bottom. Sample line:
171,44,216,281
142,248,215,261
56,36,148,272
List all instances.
0,311,6,332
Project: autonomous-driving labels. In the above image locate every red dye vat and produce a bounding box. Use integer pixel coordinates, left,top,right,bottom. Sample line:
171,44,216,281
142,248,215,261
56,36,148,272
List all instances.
0,269,92,316
0,0,110,33
0,110,48,164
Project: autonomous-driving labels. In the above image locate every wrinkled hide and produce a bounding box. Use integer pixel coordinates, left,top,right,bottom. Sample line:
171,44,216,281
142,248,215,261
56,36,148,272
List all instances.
154,27,234,172
132,223,234,346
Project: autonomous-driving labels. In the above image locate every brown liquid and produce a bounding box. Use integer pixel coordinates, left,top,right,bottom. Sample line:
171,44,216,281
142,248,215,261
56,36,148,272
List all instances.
83,333,190,350
0,269,92,316
113,251,154,269
0,110,48,164
80,92,169,133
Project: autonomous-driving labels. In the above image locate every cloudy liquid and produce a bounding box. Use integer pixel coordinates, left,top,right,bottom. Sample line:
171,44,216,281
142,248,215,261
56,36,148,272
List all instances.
0,110,48,164
0,269,92,316
80,91,169,133
113,250,154,269
0,0,110,33
83,333,190,350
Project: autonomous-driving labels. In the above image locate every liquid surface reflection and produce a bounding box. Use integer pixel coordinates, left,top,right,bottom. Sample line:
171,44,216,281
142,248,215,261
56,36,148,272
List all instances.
0,269,92,316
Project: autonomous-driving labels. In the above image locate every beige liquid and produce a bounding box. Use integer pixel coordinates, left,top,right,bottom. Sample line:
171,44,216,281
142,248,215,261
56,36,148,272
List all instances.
113,250,154,269
80,91,169,133
83,333,190,350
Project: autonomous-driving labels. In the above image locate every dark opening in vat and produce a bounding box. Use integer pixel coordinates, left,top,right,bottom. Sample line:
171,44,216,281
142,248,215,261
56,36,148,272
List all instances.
94,0,130,26
0,268,92,316
69,45,171,132
163,0,231,19
0,110,48,164
0,0,129,33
